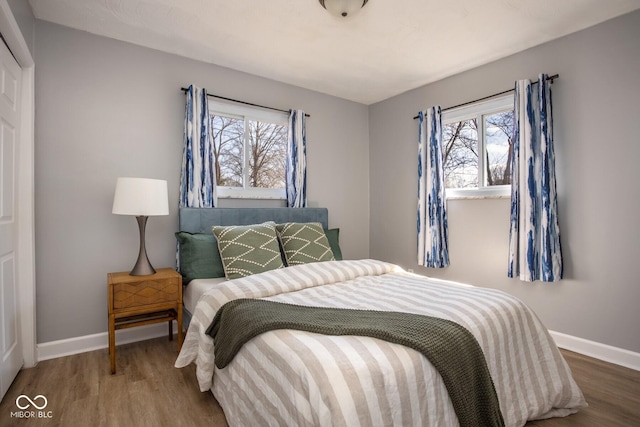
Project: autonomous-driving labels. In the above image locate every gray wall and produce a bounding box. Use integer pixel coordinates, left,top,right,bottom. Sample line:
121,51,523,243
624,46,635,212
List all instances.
34,21,370,343
369,10,640,353
7,0,34,56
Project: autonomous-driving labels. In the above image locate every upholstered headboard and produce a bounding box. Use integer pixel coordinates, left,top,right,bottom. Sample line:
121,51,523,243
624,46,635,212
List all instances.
178,207,329,232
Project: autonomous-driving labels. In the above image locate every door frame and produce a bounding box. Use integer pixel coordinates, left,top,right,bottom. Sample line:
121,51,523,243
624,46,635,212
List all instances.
0,0,36,368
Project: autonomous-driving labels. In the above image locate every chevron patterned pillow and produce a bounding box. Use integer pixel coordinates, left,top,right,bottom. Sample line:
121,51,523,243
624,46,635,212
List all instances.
276,222,335,266
212,222,284,279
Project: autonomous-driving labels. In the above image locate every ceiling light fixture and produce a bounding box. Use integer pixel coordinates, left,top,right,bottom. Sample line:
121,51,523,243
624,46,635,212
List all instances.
319,0,369,18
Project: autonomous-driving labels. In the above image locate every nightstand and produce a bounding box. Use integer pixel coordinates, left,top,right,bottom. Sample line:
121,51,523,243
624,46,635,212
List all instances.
108,268,182,374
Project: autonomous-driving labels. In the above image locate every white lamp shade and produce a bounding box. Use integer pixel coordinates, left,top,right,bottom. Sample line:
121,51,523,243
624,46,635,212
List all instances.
112,177,169,216
320,0,368,17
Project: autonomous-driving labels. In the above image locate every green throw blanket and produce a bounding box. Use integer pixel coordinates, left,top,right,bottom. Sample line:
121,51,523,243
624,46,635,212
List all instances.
206,298,505,427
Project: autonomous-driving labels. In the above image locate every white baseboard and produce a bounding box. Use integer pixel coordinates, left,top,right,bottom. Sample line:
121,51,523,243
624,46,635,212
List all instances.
549,330,640,371
36,324,639,372
37,321,178,362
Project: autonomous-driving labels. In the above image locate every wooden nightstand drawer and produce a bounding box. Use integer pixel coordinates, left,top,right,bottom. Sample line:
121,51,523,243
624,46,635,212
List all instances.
112,276,179,309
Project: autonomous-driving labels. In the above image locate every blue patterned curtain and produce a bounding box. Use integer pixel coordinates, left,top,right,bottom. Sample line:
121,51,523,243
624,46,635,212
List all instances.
417,107,449,268
508,74,562,282
180,85,217,208
286,110,307,208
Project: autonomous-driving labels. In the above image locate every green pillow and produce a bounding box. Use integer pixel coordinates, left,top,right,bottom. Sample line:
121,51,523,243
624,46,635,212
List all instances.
175,232,226,283
212,222,284,279
276,222,335,266
325,228,343,261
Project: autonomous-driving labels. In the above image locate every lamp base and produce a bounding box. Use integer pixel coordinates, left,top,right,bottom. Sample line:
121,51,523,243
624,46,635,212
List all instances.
129,216,156,276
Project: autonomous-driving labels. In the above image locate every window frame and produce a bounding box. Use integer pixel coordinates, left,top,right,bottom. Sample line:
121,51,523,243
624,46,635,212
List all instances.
442,94,514,199
208,100,288,200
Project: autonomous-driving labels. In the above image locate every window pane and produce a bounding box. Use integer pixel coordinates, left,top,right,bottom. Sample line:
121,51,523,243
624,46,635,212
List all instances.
247,120,287,189
212,115,243,187
443,119,479,188
484,110,514,186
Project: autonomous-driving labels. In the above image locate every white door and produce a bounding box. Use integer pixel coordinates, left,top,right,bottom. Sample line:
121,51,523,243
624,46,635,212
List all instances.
0,37,23,400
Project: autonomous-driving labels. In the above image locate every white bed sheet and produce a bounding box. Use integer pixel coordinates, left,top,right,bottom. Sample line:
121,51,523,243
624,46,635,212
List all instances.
183,277,227,314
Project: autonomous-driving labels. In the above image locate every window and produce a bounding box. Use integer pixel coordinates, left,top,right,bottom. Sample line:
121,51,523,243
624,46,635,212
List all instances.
209,101,288,199
442,94,514,198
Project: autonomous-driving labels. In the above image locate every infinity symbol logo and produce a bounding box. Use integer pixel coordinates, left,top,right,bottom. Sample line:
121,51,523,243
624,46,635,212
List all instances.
16,395,48,410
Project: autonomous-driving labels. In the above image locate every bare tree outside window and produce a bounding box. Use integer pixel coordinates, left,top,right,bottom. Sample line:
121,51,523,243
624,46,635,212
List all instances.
443,109,514,189
485,111,514,186
248,121,287,188
443,119,479,188
211,114,287,189
212,115,243,187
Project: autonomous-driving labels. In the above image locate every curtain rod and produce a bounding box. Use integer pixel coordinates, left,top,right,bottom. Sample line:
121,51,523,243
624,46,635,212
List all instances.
180,87,310,117
412,74,559,120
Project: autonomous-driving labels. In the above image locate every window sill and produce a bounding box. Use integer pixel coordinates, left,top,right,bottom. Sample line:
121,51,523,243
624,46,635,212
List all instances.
446,186,510,200
217,187,286,200
218,195,286,200
446,194,510,200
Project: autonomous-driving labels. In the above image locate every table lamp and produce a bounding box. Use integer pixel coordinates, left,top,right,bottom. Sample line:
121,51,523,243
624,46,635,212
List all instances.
112,177,169,276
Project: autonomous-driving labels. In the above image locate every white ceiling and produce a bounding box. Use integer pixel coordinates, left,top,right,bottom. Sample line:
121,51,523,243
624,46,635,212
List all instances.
28,0,640,105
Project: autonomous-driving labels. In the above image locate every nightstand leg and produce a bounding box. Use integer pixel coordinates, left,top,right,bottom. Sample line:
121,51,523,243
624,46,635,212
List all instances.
177,305,183,350
169,319,173,341
109,313,116,374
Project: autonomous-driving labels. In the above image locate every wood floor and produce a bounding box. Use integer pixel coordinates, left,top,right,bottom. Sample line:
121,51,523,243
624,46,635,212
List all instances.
1,336,638,426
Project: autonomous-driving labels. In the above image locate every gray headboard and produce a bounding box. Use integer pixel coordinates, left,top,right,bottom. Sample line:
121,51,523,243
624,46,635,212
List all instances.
178,207,329,232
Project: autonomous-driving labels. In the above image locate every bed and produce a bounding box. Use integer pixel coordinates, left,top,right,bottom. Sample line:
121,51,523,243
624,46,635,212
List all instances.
174,207,586,427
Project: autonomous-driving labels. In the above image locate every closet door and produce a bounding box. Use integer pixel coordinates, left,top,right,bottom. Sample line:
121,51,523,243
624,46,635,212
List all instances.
0,37,23,401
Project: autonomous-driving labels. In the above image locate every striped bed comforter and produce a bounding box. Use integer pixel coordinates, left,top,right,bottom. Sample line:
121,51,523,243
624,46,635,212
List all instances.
175,259,586,426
